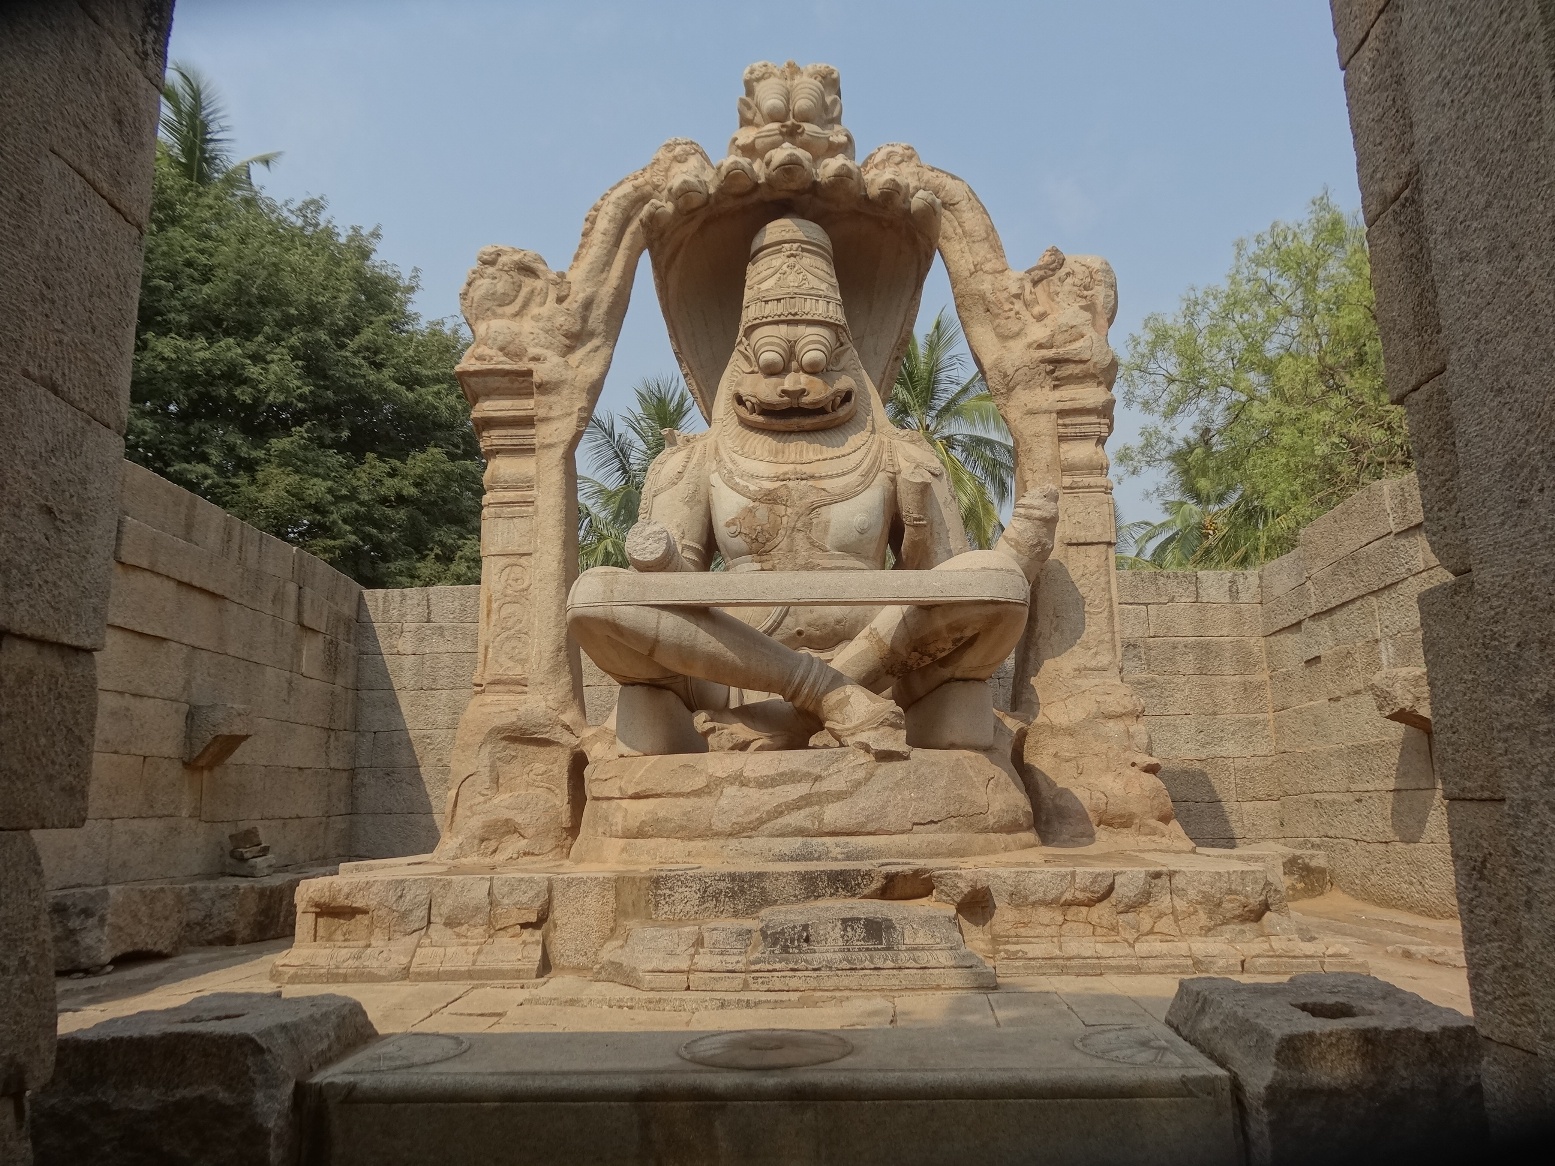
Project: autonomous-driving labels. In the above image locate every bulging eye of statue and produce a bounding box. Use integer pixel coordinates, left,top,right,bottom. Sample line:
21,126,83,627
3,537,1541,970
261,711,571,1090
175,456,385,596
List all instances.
788,78,825,124
755,341,787,377
797,330,834,374
754,78,789,124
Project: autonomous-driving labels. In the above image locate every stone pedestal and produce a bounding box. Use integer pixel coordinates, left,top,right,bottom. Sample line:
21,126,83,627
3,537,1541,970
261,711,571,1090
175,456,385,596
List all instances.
32,992,377,1166
272,849,1361,986
600,900,996,992
574,746,1037,864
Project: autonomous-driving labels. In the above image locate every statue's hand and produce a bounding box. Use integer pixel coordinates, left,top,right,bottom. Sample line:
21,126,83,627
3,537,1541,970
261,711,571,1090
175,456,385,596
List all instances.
995,484,1060,581
625,520,684,572
898,466,936,528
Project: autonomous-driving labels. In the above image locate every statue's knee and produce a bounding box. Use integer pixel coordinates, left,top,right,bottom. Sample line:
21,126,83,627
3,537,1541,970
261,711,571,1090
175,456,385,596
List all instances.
566,604,618,647
934,548,1026,578
951,599,1027,665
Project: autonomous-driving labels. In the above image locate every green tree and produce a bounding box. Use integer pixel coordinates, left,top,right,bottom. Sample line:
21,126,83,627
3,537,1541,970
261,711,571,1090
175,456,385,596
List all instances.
577,376,701,568
130,69,483,588
1116,438,1290,569
1117,193,1411,567
888,310,1014,549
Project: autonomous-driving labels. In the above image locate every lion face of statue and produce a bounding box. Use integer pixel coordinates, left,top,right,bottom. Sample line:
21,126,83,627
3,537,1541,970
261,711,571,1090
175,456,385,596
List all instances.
730,321,858,431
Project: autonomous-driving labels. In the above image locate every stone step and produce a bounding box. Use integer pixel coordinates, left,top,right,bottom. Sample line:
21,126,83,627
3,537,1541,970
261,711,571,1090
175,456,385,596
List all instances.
599,900,996,992
306,1021,1241,1166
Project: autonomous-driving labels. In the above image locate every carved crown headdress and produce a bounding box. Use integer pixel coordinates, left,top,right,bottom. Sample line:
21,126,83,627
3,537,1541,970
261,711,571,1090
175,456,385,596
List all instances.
740,218,849,333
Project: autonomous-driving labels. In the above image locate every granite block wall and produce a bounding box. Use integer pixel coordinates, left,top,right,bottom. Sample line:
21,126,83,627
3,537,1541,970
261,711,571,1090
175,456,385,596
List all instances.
352,587,616,860
1330,0,1555,1125
32,463,362,892
2,1,175,1154
1119,474,1455,916
354,586,479,858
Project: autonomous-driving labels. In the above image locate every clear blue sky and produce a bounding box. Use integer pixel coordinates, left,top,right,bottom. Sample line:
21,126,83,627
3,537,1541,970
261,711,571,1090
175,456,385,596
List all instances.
165,0,1360,525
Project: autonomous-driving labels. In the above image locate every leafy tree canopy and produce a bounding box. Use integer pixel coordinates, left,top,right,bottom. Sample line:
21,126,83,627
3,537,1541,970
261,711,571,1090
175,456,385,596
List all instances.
129,64,482,588
1116,193,1411,568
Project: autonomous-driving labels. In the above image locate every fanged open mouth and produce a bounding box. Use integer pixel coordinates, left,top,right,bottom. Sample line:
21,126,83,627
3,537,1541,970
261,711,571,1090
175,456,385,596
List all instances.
733,388,855,427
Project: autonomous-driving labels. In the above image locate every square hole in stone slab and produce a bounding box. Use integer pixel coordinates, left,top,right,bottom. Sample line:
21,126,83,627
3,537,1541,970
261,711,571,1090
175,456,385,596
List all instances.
1292,1000,1374,1019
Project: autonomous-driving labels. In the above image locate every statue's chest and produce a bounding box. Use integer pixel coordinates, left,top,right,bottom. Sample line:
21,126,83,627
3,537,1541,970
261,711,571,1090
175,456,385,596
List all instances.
710,473,894,568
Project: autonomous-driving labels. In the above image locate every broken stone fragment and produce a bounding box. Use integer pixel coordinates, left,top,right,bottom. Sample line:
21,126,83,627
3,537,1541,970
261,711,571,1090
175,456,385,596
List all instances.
185,703,254,767
224,827,275,877
224,853,278,878
1369,667,1433,732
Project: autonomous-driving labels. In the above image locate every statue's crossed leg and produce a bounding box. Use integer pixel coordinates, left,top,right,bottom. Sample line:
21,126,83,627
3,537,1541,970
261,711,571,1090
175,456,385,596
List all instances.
567,556,1029,758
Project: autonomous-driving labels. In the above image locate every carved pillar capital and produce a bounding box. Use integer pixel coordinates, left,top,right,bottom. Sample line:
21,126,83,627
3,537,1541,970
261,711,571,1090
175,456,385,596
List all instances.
457,363,539,695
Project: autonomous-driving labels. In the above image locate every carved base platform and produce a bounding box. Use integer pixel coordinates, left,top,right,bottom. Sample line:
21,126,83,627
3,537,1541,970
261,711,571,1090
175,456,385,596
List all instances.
571,746,1038,864
270,848,1365,987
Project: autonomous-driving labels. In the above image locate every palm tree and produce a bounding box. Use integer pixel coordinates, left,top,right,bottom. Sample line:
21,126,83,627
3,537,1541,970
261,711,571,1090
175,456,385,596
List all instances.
1117,436,1294,569
577,375,700,568
888,310,1014,548
159,63,280,188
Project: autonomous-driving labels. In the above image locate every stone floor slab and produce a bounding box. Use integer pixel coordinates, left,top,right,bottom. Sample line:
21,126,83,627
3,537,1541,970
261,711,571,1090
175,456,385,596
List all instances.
306,1023,1240,1166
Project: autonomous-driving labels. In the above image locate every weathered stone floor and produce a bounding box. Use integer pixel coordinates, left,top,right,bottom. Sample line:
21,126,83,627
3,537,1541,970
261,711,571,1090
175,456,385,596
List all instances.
55,889,1469,1038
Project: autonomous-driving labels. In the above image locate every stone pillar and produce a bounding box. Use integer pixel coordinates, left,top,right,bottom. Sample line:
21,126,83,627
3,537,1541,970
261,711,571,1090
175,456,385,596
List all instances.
465,367,543,697
1331,0,1555,1133
1017,387,1183,850
1016,398,1125,709
431,150,684,860
0,2,173,1159
436,365,588,862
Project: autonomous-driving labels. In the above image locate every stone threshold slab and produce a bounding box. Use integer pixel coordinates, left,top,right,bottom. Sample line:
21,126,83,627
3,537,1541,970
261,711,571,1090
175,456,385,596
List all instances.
567,567,1030,608
307,1024,1239,1166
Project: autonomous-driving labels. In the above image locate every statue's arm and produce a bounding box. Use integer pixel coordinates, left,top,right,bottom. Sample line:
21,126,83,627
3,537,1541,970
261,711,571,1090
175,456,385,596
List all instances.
892,434,970,570
626,435,713,572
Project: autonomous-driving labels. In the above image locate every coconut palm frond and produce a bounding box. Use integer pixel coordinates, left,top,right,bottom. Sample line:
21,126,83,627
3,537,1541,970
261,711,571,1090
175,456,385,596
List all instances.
576,375,702,569
160,63,280,187
625,374,698,468
942,433,1016,508
581,413,641,491
160,63,231,184
941,452,1002,550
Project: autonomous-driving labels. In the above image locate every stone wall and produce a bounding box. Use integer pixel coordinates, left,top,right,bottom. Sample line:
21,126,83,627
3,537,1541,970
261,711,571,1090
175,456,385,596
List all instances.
32,463,362,891
1330,0,1555,1127
353,588,618,860
1,1,175,1156
1118,474,1455,916
354,587,478,858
